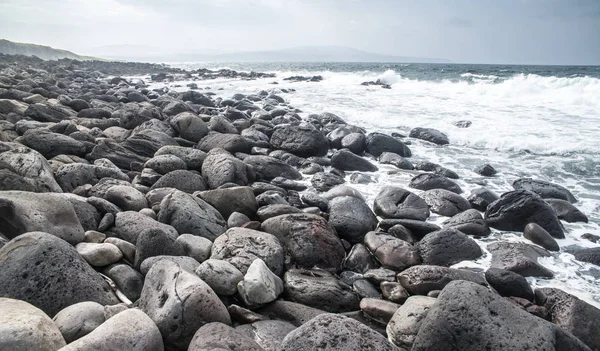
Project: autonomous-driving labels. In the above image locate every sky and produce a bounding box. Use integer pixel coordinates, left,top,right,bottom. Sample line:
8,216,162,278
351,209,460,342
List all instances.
1,0,599,65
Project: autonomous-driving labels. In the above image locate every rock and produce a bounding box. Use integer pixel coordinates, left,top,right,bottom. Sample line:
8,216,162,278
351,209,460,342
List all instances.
397,265,487,295
58,309,164,351
197,133,252,154
365,132,411,157
138,260,231,350
104,185,148,211
78,108,112,119
409,127,449,145
157,190,226,240
327,125,365,148
236,320,297,351
360,298,399,324
169,112,208,142
187,322,263,351
364,231,421,271
154,145,206,171
0,99,28,115
243,155,302,181
381,281,410,304
0,147,62,192
24,102,74,123
238,259,284,306
109,211,178,244
195,259,243,296
524,222,560,251
134,228,184,268
104,237,136,263
270,124,329,157
228,304,269,324
139,256,200,276
513,177,577,203
284,269,359,312
485,268,534,300
485,190,564,238
102,263,144,301
144,154,187,175
535,287,600,351
422,189,471,217
0,191,85,244
574,247,600,266
76,242,123,267
373,186,429,221
176,234,212,263
280,313,401,351
331,149,378,172
341,132,366,154
19,129,85,159
379,152,414,170
88,139,150,170
210,227,285,275
442,209,491,236
581,233,600,243
311,171,345,192
378,219,441,239
475,163,497,176
261,213,345,271
180,90,215,107
342,243,379,273
417,228,482,266
487,241,554,277
0,232,118,316
201,148,250,189
386,296,437,350
53,301,105,343
545,198,588,223
328,196,378,244
409,173,462,194
194,186,257,219
208,115,238,134
150,170,207,193
467,187,499,211
412,280,591,351
257,204,302,221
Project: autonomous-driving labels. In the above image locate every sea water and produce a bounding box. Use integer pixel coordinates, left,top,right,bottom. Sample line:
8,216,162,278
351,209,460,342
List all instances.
144,62,600,307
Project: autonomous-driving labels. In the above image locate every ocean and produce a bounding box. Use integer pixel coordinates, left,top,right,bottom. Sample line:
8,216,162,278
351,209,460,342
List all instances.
145,62,600,307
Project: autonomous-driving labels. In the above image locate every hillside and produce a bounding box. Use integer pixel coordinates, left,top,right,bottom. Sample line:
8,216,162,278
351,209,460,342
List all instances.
0,39,98,61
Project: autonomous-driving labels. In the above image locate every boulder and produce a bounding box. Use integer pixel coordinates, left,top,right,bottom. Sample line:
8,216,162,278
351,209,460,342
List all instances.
341,132,366,154
20,129,86,159
467,187,499,211
104,185,148,211
52,301,106,343
485,268,534,301
409,173,462,194
422,189,471,217
201,148,250,189
524,222,559,251
194,186,257,219
574,247,600,266
0,232,118,316
237,258,284,306
150,170,207,193
109,211,178,244
379,152,414,170
176,234,212,263
417,228,482,266
197,133,252,154
235,320,297,351
169,112,208,142
144,154,187,175
54,163,129,193
331,149,378,172
365,132,411,157
364,231,421,271
328,196,378,244
409,127,449,145
0,147,62,192
134,228,185,269
513,178,577,203
195,259,243,296
378,219,441,239
187,322,263,351
270,124,329,157
545,198,588,223
24,102,74,123
243,155,302,181
485,190,564,238
154,145,206,171
75,242,123,267
373,187,430,221
487,241,553,278
442,209,490,236
386,296,436,350
397,265,487,295
311,171,345,192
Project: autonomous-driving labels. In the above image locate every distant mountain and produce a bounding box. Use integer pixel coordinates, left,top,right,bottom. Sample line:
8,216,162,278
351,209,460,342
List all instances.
0,39,98,61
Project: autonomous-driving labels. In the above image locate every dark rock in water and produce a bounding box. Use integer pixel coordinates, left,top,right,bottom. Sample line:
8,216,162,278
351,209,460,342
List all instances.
487,241,553,278
180,90,215,107
328,196,378,244
361,79,392,89
411,281,590,351
270,124,329,157
535,287,600,351
475,163,497,176
349,173,377,184
373,186,430,221
134,228,185,268
417,228,482,266
283,269,360,313
158,190,226,241
195,186,257,219
197,132,253,154
311,171,345,192
422,189,471,217
409,127,449,145
300,192,329,211
524,223,559,251
150,169,207,193
397,265,487,295
20,129,86,159
243,155,302,181
467,187,499,211
341,132,366,154
0,232,118,316
327,125,366,148
280,313,401,351
513,177,577,203
545,198,588,223
138,260,231,350
581,233,600,243
485,190,564,239
364,231,421,271
453,120,472,128
485,267,534,301
189,322,263,351
201,148,250,189
365,132,411,157
261,213,345,271
0,191,85,244
169,112,209,142
379,219,441,239
574,247,600,266
443,209,491,236
331,149,378,172
211,227,284,275
379,152,414,170
409,173,462,194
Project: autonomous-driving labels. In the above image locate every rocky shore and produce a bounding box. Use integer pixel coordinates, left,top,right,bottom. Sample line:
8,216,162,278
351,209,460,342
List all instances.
0,55,599,351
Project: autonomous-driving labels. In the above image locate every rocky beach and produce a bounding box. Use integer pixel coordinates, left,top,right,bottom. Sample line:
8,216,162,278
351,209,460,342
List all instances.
0,53,599,351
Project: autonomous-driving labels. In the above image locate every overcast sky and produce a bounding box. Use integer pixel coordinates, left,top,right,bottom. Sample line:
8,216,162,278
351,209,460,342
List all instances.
1,0,599,64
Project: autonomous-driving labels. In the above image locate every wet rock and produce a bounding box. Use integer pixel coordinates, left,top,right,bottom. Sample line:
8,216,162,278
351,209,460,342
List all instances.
195,186,257,219
360,298,399,324
210,227,285,275
373,186,430,220
422,188,471,217
513,177,577,203
188,322,263,351
341,132,366,154
417,228,482,266
238,258,284,306
378,219,441,239
197,132,253,154
243,154,302,181
283,269,360,313
328,196,378,244
0,232,118,316
353,279,380,298
485,267,534,301
409,173,462,194
365,132,411,157
0,297,66,351
574,247,600,266
261,213,345,271
485,190,564,238
87,139,150,170
53,301,105,343
442,209,490,236
411,280,590,351
364,231,421,271
475,163,497,176
524,222,560,251
546,198,588,223
386,296,436,350
381,281,410,304
331,149,378,172
342,243,379,273
409,127,449,145
311,171,345,192
467,187,499,211
487,241,553,278
379,152,414,170
138,260,231,350
327,125,365,148
280,313,401,351
397,265,487,295
195,259,243,296
270,124,329,157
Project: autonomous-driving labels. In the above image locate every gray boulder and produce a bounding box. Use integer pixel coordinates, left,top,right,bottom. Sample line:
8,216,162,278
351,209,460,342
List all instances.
524,222,559,251
134,228,185,269
485,268,534,301
546,198,588,223
201,148,250,189
19,129,86,158
364,231,421,271
422,189,471,217
373,186,429,220
409,127,449,145
365,132,411,157
169,112,208,142
409,173,462,194
235,320,297,351
397,265,487,295
187,322,263,351
270,124,329,157
54,162,129,193
417,228,482,266
109,211,178,244
194,186,257,219
513,177,577,203
238,258,284,306
197,132,252,154
53,301,105,343
150,170,207,193
331,149,378,172
195,259,243,296
487,241,554,277
0,146,62,192
328,196,378,244
442,209,490,236
386,296,436,350
243,155,302,181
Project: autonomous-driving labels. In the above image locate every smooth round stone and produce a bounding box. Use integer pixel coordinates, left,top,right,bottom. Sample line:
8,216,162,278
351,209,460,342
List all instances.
104,237,136,263
195,259,244,296
104,185,148,211
75,242,123,267
524,222,559,251
353,279,380,299
176,234,212,263
84,230,107,243
53,301,106,343
386,296,437,349
364,231,421,271
360,298,400,324
485,267,534,301
228,211,251,227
